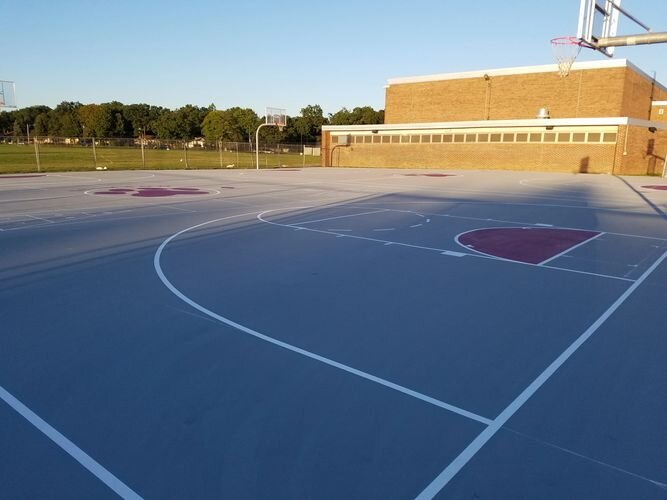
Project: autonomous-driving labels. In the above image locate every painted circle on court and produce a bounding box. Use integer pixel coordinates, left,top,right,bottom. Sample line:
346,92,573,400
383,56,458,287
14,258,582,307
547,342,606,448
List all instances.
90,186,217,197
456,227,601,264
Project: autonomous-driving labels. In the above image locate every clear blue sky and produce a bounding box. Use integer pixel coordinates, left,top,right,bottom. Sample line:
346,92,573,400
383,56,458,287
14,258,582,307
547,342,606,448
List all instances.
4,0,666,116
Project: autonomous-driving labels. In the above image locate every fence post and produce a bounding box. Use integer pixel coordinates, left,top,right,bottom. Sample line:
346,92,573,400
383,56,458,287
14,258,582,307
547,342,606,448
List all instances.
92,138,97,169
218,140,223,168
184,142,189,168
140,133,146,169
34,137,41,172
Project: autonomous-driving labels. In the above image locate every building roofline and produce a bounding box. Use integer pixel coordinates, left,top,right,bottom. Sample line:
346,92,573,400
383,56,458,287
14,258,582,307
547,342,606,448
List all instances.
322,117,667,132
386,59,666,93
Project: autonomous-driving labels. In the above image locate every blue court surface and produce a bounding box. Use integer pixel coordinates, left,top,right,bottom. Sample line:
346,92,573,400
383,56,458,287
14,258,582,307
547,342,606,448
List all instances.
1,168,666,499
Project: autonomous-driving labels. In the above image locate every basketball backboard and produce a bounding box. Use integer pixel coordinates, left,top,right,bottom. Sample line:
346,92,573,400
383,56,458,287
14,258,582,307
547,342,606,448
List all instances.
576,0,667,57
266,107,287,127
0,80,16,108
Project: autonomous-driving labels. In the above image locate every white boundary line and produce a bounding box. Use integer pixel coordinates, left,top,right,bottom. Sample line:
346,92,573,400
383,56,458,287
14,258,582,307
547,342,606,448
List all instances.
538,232,605,266
260,210,631,282
415,249,667,499
153,212,491,426
294,209,387,225
0,385,142,499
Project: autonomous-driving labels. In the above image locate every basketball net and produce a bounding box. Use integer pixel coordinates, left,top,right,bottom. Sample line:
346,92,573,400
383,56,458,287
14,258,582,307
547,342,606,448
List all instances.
551,37,583,78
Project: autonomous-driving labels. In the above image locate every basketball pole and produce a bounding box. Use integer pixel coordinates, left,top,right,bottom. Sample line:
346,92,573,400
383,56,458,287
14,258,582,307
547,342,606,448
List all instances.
255,121,272,170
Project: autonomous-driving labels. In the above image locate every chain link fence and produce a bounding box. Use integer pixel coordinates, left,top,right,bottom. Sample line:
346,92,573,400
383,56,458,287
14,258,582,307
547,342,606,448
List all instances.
0,136,322,173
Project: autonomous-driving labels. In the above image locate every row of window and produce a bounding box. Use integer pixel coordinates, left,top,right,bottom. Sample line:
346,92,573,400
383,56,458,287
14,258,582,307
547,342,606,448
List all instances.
333,131,618,145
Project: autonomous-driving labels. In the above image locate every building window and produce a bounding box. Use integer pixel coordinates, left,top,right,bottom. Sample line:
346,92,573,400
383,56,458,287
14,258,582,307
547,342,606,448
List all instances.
410,135,420,143
478,133,489,142
454,134,465,143
587,132,601,142
381,135,390,144
659,108,665,115
362,135,371,143
353,136,363,144
572,133,586,142
331,136,339,144
543,133,556,142
502,133,515,142
603,132,617,143
557,133,571,142
465,134,476,143
400,135,410,143
443,134,453,143
490,133,502,143
432,134,442,143
516,133,528,142
391,135,400,143
529,133,542,142
372,135,381,144
421,135,431,143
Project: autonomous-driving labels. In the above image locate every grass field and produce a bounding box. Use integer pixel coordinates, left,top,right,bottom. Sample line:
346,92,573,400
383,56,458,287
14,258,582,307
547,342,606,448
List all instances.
0,144,321,173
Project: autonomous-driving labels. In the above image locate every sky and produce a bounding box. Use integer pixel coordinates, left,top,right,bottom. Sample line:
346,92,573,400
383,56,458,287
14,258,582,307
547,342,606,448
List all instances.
4,0,666,117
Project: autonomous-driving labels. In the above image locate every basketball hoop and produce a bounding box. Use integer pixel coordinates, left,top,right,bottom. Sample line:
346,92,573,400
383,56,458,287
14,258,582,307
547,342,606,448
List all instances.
550,37,584,78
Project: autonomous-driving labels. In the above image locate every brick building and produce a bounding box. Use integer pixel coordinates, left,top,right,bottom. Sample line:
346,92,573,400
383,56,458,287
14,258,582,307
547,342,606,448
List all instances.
321,59,667,175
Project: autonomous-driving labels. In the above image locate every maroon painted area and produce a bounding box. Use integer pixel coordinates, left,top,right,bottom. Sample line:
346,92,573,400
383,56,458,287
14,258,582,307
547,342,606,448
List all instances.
458,227,600,264
403,173,454,177
1,174,47,179
93,187,210,197
642,185,667,191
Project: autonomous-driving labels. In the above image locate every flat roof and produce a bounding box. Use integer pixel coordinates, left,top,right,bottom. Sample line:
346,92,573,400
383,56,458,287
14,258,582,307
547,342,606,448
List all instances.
386,59,667,92
322,117,667,132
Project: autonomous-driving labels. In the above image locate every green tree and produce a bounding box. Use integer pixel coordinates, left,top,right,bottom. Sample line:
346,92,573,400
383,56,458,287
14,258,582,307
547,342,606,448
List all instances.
48,102,82,136
329,106,384,125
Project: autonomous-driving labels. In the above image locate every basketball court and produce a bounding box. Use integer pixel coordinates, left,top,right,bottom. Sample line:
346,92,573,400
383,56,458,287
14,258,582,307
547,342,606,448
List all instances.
2,1,667,499
0,167,666,499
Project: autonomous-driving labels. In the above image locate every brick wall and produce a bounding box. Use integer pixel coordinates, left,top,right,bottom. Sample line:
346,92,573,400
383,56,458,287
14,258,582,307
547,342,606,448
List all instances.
617,125,667,175
385,66,662,123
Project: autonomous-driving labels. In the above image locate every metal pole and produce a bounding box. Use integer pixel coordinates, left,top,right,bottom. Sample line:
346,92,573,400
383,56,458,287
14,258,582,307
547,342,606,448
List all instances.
255,122,271,170
302,145,305,167
236,143,239,167
218,139,223,168
184,143,189,168
140,129,146,169
26,124,30,144
92,137,97,169
598,32,667,48
34,137,41,172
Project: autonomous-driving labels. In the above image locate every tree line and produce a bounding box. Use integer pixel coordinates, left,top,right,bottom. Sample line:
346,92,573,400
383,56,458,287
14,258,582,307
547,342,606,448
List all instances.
0,102,384,144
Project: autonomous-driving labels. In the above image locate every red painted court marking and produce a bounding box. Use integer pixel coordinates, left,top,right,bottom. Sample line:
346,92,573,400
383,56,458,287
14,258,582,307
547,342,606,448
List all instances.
457,227,601,264
92,187,210,197
642,185,667,191
402,173,455,178
267,169,301,172
1,174,47,179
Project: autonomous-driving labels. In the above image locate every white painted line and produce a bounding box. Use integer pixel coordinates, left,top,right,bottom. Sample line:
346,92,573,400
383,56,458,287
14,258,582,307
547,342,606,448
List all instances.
535,223,553,227
538,232,605,266
372,228,395,232
0,385,142,500
410,224,423,228
327,228,352,232
441,251,466,257
294,209,387,225
263,212,634,283
384,242,393,246
415,249,667,499
154,213,491,426
25,214,55,224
